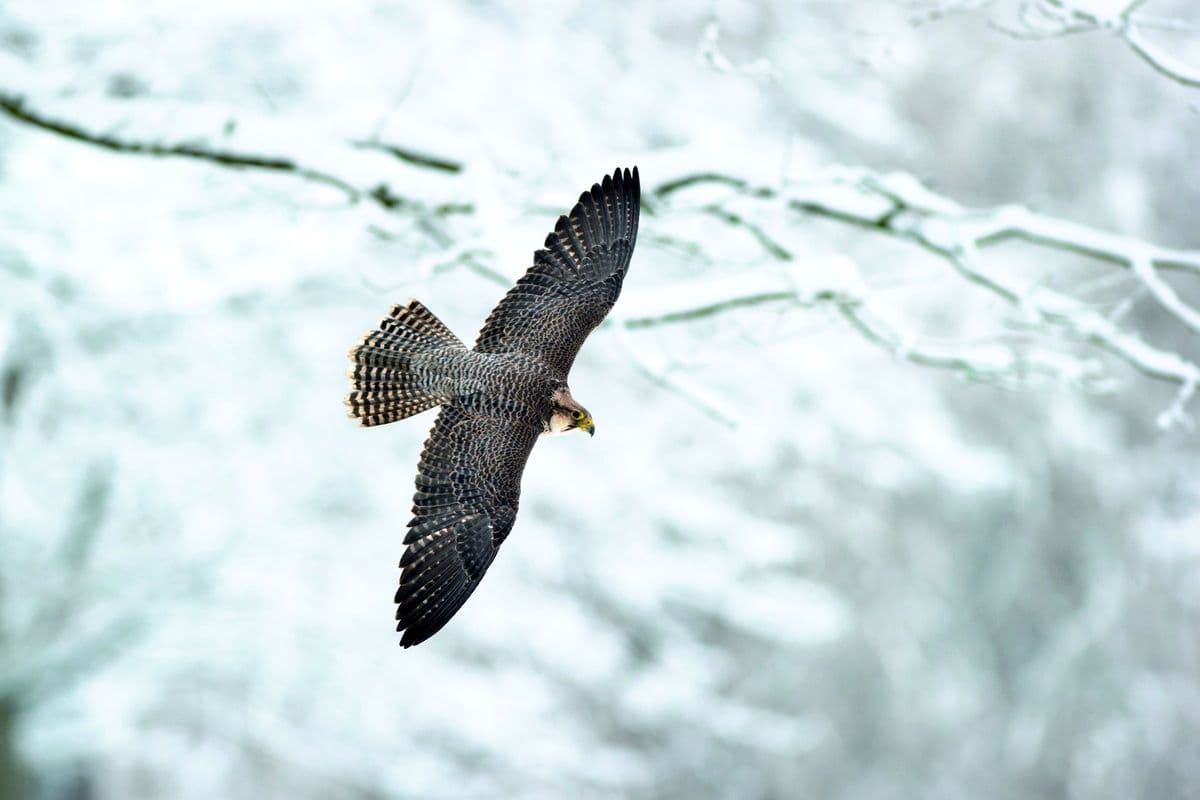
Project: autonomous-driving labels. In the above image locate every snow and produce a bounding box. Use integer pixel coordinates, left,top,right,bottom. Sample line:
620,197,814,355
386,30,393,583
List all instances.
2,0,1200,798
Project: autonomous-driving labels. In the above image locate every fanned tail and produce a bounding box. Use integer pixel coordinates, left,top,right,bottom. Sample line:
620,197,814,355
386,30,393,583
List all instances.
345,299,464,427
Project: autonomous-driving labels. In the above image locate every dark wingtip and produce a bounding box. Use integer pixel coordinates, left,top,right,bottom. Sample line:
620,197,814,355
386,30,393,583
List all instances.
586,167,640,201
615,166,640,202
397,620,426,648
570,167,640,208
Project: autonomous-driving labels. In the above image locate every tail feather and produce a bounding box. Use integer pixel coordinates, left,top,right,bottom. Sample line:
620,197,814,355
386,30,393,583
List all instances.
347,395,444,427
345,299,463,427
381,300,462,348
349,347,410,369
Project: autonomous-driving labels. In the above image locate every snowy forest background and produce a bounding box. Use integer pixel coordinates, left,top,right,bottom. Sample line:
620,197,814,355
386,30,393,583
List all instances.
2,1,1199,798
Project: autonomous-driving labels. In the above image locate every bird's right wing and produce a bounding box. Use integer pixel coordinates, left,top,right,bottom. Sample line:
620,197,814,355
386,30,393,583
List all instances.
473,166,640,376
395,403,541,647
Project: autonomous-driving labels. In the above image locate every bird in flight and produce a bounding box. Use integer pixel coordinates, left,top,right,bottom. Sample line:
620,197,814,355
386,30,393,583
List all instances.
345,167,641,647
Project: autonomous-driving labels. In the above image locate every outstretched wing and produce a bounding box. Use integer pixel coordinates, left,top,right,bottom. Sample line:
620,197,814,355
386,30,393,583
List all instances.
474,166,640,376
396,403,541,647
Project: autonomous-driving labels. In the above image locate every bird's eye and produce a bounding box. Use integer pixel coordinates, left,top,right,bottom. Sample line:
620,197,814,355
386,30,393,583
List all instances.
571,410,585,421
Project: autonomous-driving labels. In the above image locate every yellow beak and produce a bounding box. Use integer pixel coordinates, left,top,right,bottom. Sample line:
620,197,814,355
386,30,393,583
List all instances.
583,419,595,437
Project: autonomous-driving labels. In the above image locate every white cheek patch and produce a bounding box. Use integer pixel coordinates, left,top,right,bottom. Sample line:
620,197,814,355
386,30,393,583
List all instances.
547,413,574,435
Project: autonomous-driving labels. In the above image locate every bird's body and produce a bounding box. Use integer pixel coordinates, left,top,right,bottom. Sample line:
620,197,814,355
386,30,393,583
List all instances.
410,348,558,417
345,167,640,647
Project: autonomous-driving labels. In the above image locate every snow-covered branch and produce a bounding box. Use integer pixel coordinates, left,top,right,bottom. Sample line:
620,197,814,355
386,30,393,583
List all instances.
650,167,1200,428
613,256,1114,428
993,1,1200,88
1123,21,1200,87
4,89,1196,427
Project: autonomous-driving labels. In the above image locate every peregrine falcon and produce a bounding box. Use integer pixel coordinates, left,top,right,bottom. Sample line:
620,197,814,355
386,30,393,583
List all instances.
345,167,641,647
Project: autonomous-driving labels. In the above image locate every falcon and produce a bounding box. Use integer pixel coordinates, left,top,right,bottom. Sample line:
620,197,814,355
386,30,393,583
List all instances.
345,167,641,647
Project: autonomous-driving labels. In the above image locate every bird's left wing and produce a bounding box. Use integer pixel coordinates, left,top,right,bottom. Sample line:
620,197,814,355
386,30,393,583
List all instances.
396,403,541,647
474,166,640,376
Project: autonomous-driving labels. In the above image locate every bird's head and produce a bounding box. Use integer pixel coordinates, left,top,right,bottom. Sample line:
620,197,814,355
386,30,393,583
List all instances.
548,387,594,437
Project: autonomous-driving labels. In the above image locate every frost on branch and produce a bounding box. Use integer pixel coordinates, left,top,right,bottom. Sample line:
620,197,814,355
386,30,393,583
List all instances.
989,0,1200,89
637,166,1200,429
1,90,1196,429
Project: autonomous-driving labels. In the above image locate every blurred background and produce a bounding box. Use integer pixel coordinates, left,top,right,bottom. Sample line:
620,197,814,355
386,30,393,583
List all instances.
2,1,1199,798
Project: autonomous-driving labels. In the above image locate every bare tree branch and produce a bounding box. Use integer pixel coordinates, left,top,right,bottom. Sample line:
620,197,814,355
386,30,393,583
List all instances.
351,139,464,173
0,91,470,214
0,93,360,197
